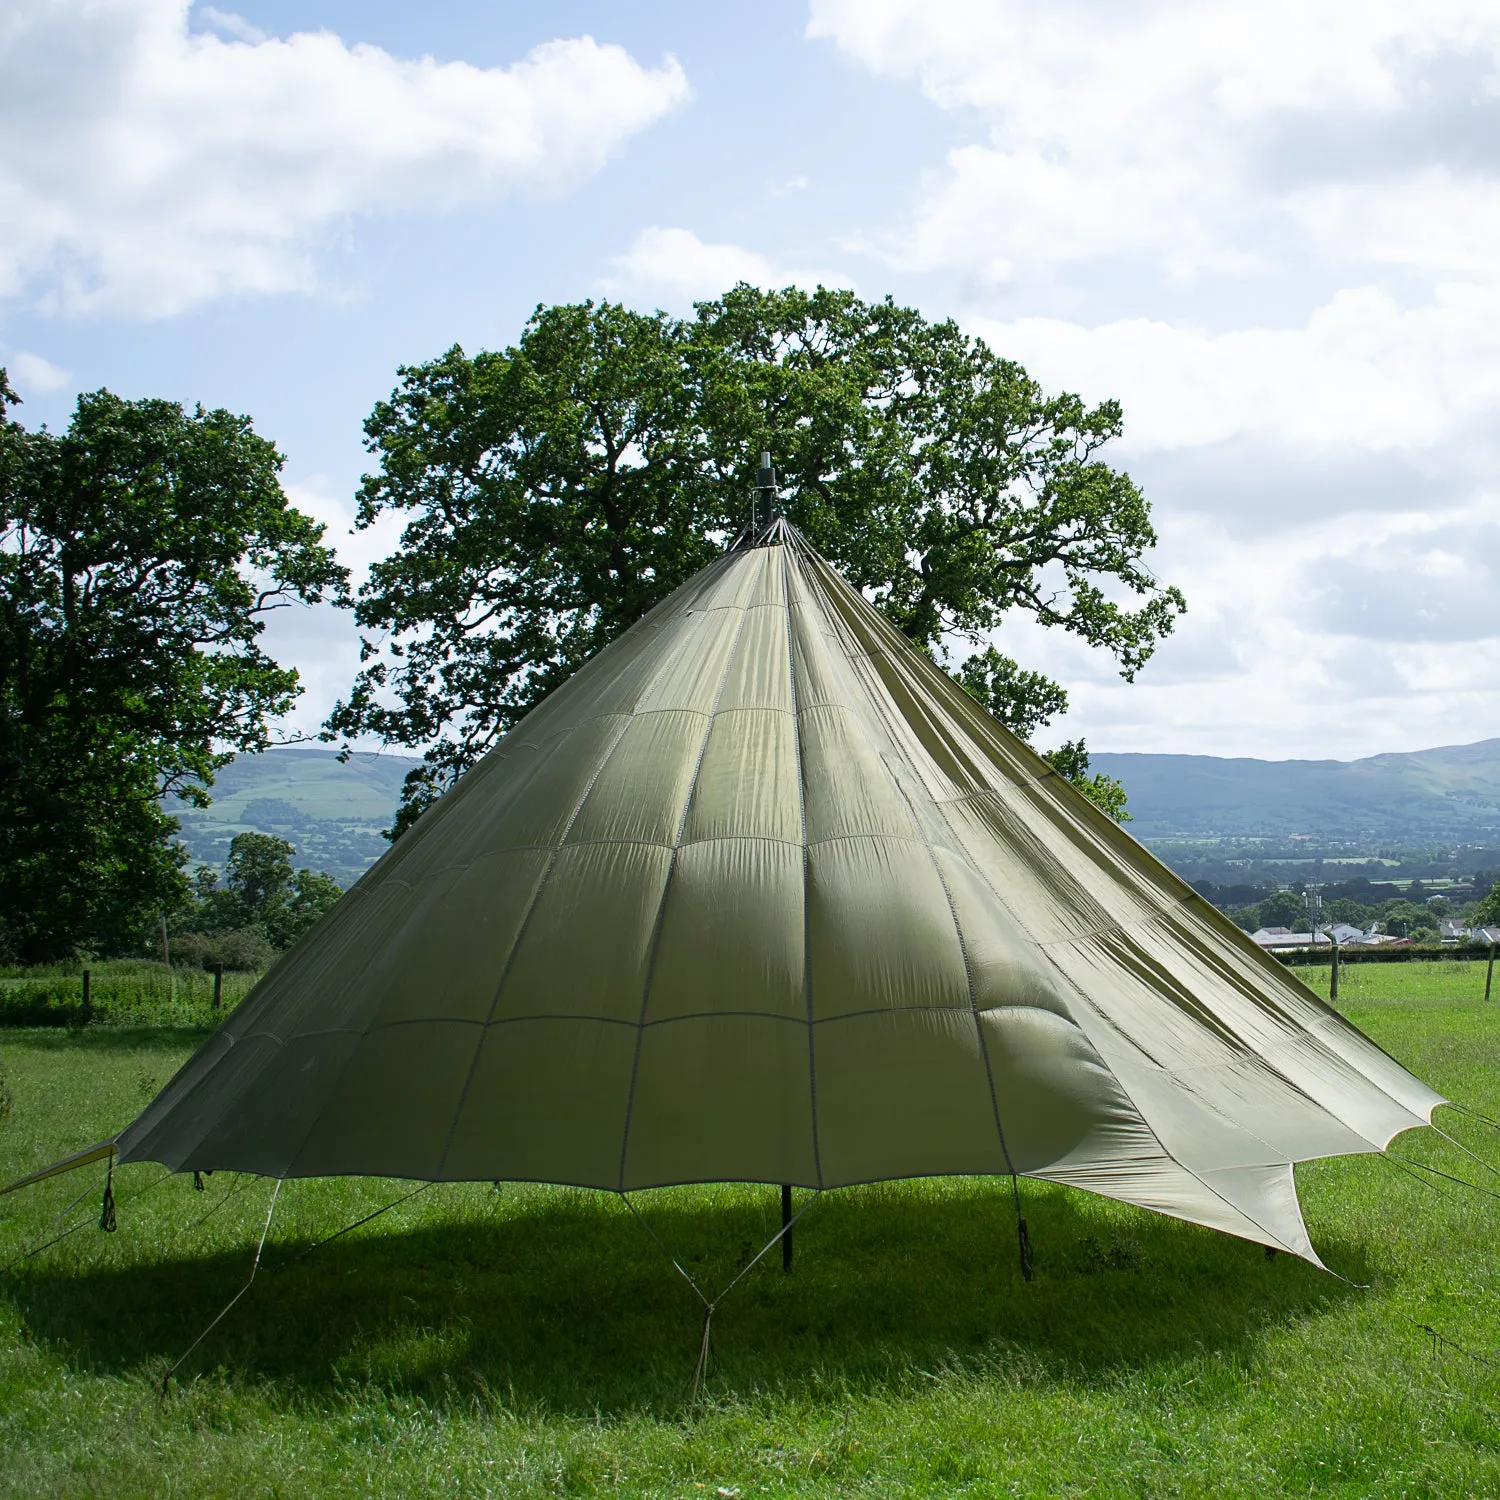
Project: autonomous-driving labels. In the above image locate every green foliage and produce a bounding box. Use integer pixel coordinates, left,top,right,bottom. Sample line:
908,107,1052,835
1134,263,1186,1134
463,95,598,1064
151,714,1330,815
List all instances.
955,645,1069,740
1229,890,1456,938
169,926,277,974
180,833,343,952
329,289,1183,833
1,977,1498,1495
1380,899,1440,939
1041,739,1131,823
1475,884,1500,927
0,374,345,963
1244,889,1308,931
0,960,259,1028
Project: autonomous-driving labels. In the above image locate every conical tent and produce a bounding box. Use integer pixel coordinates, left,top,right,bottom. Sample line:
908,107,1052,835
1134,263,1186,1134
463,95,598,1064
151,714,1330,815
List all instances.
115,522,1440,1265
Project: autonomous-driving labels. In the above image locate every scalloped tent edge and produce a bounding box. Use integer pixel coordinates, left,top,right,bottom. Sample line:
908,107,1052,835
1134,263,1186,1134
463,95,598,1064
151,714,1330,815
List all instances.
11,521,1443,1270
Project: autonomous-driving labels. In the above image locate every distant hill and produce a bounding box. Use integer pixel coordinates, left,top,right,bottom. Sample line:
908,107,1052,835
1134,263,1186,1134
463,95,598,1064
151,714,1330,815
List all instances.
1092,739,1500,840
170,748,419,886
175,737,1500,884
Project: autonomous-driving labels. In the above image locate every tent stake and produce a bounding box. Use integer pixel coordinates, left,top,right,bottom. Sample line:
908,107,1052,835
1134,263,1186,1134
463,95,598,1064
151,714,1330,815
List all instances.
781,1183,793,1271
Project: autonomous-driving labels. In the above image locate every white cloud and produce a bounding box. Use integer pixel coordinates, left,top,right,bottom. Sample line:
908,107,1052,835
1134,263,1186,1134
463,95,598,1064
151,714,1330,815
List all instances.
604,226,855,308
992,494,1500,759
0,1,690,317
808,0,1500,281
1290,169,1500,276
196,7,265,45
5,350,71,394
968,280,1500,457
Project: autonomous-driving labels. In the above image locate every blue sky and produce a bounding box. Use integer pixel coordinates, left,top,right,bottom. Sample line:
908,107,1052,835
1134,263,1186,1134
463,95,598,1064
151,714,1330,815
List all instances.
6,0,1500,760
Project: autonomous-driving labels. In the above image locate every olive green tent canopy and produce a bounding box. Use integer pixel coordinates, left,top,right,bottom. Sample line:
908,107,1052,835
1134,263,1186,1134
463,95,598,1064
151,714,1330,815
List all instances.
113,521,1440,1266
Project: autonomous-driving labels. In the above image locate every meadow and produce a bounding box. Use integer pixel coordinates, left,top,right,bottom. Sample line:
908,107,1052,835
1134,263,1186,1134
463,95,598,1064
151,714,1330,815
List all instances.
0,960,1497,1497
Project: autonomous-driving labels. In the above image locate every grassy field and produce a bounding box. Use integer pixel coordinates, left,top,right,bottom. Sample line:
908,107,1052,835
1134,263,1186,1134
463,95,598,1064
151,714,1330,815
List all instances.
1,963,1498,1496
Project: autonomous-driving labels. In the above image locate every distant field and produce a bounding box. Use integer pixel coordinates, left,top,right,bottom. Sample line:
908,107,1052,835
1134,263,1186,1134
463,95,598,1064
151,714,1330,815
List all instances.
1,969,1498,1496
170,748,417,885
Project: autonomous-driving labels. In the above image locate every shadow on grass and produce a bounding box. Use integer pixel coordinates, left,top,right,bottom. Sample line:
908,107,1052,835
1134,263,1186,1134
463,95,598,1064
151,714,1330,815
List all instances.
6,1179,1370,1415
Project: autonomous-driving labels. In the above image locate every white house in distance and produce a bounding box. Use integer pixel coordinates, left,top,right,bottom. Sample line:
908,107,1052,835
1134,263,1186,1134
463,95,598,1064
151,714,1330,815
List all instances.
1249,923,1398,952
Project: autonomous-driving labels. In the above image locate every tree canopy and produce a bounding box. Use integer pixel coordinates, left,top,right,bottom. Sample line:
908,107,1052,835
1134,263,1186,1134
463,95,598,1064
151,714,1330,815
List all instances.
329,287,1183,833
178,831,344,964
0,375,345,962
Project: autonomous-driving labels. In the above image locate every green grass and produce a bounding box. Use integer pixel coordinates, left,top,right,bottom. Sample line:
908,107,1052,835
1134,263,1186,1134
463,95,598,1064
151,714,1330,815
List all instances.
1,969,1499,1496
0,962,260,1029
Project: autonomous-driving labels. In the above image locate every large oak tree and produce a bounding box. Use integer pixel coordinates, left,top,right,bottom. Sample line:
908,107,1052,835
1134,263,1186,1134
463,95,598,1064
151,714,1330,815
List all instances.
0,375,345,961
329,287,1184,834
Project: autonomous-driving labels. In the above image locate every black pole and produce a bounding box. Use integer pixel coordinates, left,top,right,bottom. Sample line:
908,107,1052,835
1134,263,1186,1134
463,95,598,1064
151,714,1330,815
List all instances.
213,963,224,1012
781,1183,793,1271
80,968,91,1026
1330,939,1340,1002
755,452,777,539
1487,943,1496,1003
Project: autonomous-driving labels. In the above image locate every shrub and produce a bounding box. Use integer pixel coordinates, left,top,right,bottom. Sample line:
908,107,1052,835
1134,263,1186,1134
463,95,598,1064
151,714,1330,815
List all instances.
171,927,276,972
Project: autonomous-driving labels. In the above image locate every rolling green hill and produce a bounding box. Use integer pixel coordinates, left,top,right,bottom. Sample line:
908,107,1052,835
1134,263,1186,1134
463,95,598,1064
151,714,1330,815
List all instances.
1092,738,1500,840
170,748,418,885
175,738,1500,886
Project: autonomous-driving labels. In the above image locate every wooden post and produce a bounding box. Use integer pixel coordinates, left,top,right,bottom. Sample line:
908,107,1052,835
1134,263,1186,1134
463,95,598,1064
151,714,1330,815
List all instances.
781,1183,793,1271
80,968,91,1026
1487,942,1496,1003
1330,940,1340,1002
212,963,224,1012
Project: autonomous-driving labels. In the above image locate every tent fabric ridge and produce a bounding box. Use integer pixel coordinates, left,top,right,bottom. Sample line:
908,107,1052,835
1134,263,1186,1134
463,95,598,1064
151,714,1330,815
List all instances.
1171,1160,1319,1262
1023,937,1301,1205
1232,1034,1433,1146
1052,954,1403,1165
426,645,687,1182
423,726,651,1182
1115,909,1439,1129
912,794,1022,1182
782,544,825,1190
122,1032,251,1169
1072,926,1268,1055
848,643,1026,1183
1051,936,1403,1152
616,582,761,1192
787,542,1035,1193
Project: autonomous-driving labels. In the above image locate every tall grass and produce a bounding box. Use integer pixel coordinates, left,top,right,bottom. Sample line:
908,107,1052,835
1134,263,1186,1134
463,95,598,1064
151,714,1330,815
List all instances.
0,961,258,1029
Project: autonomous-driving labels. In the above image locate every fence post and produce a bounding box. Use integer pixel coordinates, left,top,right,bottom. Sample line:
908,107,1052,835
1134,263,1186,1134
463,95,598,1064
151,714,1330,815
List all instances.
1330,940,1340,1002
213,963,224,1013
80,968,91,1027
1487,943,1496,1003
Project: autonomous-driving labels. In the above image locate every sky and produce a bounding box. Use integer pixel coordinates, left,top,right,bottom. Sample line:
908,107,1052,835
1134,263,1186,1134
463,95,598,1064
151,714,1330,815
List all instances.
5,0,1500,763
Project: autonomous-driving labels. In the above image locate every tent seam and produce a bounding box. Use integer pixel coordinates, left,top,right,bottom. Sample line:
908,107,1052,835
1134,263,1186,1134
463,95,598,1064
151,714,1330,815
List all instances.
781,540,825,1189
616,564,762,1191
411,610,722,1182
